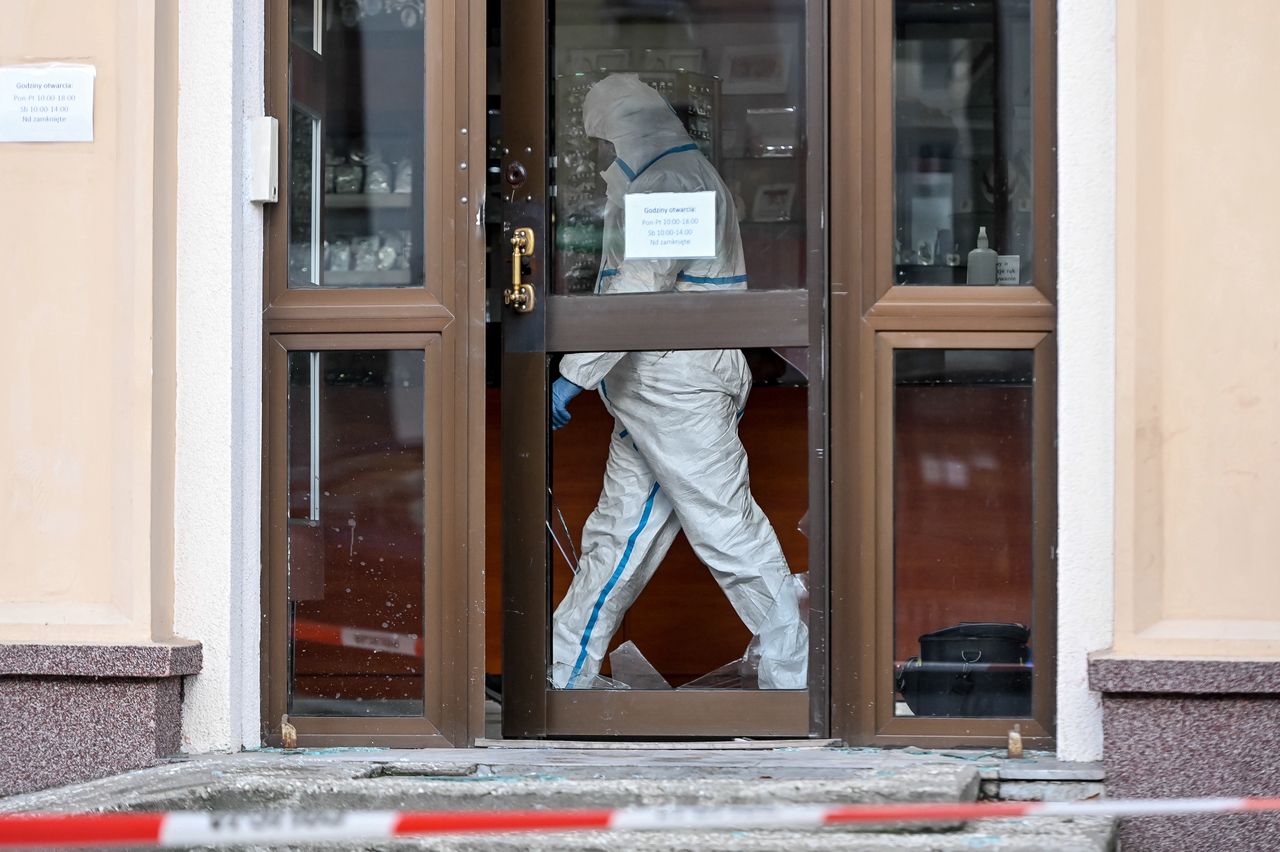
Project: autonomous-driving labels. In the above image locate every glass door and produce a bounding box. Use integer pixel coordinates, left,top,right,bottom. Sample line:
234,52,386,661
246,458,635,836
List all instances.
498,0,829,738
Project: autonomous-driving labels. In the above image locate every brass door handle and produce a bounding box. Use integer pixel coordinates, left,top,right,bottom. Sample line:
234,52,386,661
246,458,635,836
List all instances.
504,226,536,314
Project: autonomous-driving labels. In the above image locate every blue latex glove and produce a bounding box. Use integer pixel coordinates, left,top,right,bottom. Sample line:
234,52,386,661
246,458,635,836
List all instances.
551,377,582,430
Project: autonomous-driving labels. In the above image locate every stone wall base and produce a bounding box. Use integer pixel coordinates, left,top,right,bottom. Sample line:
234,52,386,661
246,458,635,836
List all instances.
1090,655,1280,851
0,643,201,797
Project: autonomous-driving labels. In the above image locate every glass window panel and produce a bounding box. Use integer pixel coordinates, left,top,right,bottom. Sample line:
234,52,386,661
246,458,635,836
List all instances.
549,349,810,691
893,1,1033,285
550,1,811,294
290,4,425,288
290,0,321,53
893,349,1034,717
288,108,320,286
287,349,426,717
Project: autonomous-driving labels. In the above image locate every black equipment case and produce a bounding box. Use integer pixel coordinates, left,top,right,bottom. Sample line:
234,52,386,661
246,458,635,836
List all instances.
896,622,1032,717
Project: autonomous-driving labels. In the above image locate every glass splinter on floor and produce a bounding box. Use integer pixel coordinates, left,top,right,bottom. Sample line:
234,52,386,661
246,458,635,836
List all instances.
679,572,810,690
607,641,672,690
547,662,630,690
678,656,757,690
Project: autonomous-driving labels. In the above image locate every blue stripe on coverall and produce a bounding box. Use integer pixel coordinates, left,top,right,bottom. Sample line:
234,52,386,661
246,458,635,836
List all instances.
595,267,619,294
633,143,699,178
614,143,699,183
568,481,662,686
676,272,749,285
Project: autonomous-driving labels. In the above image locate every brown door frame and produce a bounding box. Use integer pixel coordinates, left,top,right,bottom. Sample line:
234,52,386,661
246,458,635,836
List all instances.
496,0,551,740
263,334,452,746
257,0,1058,749
260,0,487,747
829,0,1058,748
499,0,829,739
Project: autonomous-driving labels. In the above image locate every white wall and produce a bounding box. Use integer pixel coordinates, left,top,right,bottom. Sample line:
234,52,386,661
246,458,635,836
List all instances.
1055,0,1116,762
174,0,264,752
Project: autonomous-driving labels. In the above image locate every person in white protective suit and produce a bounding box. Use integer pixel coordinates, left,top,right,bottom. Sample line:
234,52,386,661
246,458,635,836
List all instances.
548,73,808,690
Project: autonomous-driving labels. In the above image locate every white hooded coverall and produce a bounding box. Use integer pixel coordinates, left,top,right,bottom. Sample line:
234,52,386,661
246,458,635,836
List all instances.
550,74,808,690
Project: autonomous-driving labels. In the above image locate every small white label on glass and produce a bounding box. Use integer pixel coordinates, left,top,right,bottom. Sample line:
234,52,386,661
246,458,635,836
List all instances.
0,64,96,143
624,191,716,260
996,254,1021,285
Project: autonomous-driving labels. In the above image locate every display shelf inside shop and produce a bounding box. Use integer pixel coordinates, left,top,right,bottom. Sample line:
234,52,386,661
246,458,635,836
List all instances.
325,193,413,209
324,270,414,286
892,265,1034,287
894,264,967,286
553,69,719,294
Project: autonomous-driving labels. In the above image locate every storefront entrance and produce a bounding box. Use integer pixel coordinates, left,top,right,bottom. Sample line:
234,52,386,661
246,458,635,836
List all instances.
261,0,1058,750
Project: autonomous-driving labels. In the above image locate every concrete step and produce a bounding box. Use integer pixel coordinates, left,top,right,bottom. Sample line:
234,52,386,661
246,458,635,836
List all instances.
2,751,980,814
0,749,1115,850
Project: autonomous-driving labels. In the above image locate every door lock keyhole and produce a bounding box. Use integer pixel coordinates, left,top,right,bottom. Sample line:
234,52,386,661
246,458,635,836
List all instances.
504,161,528,188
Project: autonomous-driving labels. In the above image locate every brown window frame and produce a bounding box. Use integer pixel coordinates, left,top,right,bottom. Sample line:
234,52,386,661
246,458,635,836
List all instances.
259,0,487,748
259,0,1057,749
829,0,1058,748
872,331,1056,745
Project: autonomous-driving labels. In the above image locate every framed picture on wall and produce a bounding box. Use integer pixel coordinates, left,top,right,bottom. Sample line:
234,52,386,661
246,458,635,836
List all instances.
567,48,633,73
642,48,705,72
745,106,800,158
751,183,796,222
720,44,793,94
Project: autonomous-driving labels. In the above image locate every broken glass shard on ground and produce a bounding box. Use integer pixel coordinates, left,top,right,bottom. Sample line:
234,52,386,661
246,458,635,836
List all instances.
607,641,672,690
548,662,630,690
678,572,809,690
678,655,759,690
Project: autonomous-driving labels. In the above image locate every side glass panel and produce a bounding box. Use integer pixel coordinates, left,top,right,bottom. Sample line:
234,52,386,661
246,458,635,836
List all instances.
551,1,811,294
287,349,426,716
893,349,1034,717
290,5,426,288
893,1,1033,285
288,107,321,287
289,0,321,53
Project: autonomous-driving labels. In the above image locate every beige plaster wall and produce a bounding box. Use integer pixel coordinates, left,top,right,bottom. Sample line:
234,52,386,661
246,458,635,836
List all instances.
0,1,175,643
1115,0,1280,657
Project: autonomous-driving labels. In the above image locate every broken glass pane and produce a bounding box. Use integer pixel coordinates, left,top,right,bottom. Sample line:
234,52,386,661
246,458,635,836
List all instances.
548,663,631,690
608,641,672,690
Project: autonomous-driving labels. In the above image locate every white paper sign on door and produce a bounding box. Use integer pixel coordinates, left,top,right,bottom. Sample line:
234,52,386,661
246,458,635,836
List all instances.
0,64,96,143
624,191,716,260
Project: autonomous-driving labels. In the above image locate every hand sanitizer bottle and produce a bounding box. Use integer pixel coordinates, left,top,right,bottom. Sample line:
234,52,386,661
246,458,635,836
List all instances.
966,226,998,285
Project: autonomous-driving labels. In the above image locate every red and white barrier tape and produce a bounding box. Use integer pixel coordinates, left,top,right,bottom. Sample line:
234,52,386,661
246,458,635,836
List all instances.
2,798,1280,848
292,619,423,657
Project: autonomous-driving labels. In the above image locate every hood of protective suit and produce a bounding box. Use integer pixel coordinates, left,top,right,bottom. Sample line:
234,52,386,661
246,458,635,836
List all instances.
582,73,693,179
